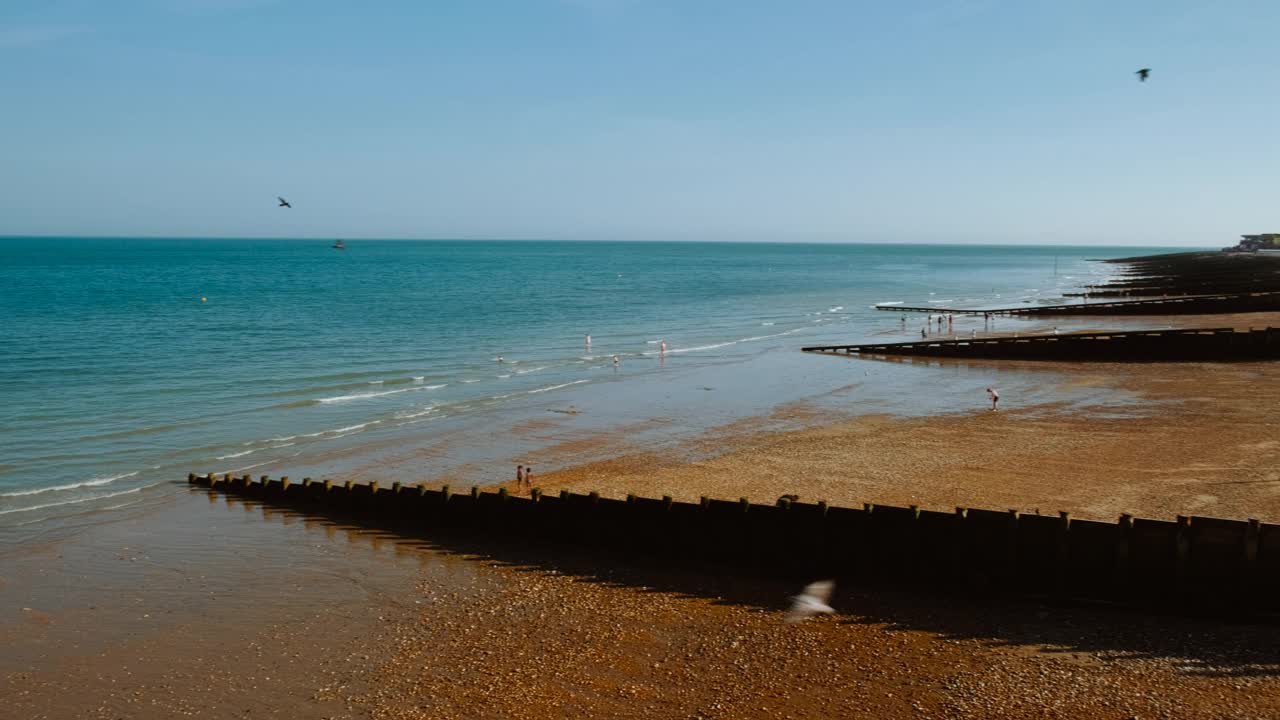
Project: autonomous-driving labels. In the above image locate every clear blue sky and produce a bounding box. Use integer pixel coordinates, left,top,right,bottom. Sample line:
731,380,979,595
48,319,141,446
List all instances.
2,1,1276,244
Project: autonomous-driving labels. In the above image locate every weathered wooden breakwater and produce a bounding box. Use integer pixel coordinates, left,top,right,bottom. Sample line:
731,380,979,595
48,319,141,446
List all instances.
189,473,1280,617
803,327,1280,361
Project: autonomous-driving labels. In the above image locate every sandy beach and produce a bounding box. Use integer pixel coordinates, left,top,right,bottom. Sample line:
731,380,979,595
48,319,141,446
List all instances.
6,346,1280,718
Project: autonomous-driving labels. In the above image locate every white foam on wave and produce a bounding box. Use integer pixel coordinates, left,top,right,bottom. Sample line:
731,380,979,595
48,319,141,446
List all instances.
761,322,775,326
317,385,444,404
368,380,384,385
394,407,437,420
215,449,257,460
412,376,425,383
528,380,589,394
663,341,737,355
0,471,139,498
828,306,844,313
0,486,144,516
515,366,548,375
497,374,511,379
461,379,480,383
646,340,661,344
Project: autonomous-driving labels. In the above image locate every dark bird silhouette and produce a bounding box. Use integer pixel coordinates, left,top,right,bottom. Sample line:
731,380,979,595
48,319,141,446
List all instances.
277,196,292,208
1136,68,1150,82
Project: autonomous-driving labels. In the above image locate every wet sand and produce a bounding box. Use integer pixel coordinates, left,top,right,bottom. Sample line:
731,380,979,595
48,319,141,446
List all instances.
6,338,1280,717
528,360,1280,524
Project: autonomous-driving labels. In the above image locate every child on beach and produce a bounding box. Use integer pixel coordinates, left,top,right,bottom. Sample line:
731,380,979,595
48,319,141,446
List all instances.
524,466,533,489
987,387,999,411
516,464,524,487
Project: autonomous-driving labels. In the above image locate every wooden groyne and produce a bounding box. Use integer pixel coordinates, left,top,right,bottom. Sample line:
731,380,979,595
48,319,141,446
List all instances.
876,291,1280,317
1083,251,1280,299
803,327,1280,361
189,473,1280,617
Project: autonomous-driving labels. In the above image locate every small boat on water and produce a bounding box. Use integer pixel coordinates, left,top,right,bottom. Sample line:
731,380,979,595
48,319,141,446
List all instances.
333,239,346,250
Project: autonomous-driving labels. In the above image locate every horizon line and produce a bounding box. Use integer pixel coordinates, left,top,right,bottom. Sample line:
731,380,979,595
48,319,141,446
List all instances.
0,234,1220,249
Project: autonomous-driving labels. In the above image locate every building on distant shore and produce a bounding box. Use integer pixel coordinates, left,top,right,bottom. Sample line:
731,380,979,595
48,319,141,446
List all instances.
1227,234,1280,252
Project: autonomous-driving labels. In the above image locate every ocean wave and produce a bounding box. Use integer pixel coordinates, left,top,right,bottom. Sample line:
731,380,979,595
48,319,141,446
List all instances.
761,322,775,326
515,366,548,375
663,341,738,355
394,408,437,420
0,486,144,516
0,471,139,498
528,380,589,394
316,384,445,404
215,449,256,460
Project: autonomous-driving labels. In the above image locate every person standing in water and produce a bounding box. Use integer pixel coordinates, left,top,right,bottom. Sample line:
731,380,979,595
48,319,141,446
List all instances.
612,354,620,367
585,334,591,350
659,340,667,355
987,387,999,411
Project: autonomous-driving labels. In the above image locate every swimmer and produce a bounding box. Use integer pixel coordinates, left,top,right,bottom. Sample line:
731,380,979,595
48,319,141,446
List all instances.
497,355,504,363
612,353,620,366
585,334,591,349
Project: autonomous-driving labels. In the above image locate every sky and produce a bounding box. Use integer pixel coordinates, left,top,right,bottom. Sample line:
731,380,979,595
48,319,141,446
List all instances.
1,1,1276,245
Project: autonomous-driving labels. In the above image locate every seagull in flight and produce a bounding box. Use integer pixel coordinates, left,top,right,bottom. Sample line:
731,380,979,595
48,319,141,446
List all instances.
784,580,836,623
277,196,292,208
1135,68,1150,82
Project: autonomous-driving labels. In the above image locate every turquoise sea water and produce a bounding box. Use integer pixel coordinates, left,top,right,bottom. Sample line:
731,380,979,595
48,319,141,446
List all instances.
0,239,1178,536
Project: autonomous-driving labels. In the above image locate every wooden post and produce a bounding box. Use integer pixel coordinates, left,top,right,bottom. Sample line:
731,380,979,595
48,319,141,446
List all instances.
302,477,312,488
531,487,542,502
441,484,451,500
280,476,290,492
343,480,353,491
739,497,749,513
589,491,600,504
498,486,509,500
370,481,379,494
392,481,402,494
188,472,196,484
626,493,636,503
416,483,427,496
1244,519,1261,609
662,495,673,511
323,479,332,492
1116,513,1134,594
1175,515,1191,599
560,489,570,500
778,497,791,509
1056,511,1071,597
470,486,480,499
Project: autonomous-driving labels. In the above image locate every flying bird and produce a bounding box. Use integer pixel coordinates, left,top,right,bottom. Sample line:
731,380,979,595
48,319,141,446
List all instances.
1135,68,1150,82
784,580,836,623
277,196,292,208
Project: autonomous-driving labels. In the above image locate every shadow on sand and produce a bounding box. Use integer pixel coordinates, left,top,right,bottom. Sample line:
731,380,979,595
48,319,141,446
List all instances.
209,489,1280,680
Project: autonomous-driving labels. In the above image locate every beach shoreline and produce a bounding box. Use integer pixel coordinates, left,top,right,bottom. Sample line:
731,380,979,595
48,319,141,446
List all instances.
5,349,1280,717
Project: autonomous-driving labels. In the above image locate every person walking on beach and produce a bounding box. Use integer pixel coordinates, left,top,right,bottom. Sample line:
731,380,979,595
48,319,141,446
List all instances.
921,327,927,339
987,387,999,411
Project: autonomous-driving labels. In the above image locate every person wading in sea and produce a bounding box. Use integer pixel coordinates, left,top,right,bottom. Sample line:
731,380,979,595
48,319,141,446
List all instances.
987,387,999,411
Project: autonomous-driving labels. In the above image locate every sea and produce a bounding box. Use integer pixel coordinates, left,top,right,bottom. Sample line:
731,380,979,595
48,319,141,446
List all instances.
0,238,1187,542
